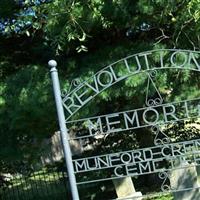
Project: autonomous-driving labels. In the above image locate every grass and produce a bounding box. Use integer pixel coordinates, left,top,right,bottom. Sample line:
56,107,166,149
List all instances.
145,194,173,200
0,170,175,200
0,170,70,200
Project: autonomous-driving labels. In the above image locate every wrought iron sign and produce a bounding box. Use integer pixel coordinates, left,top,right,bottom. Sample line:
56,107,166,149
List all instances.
49,49,200,199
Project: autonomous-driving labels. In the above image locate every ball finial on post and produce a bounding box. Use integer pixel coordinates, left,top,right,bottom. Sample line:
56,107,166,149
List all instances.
48,60,57,68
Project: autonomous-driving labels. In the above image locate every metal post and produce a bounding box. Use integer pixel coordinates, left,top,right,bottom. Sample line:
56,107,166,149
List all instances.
48,60,80,200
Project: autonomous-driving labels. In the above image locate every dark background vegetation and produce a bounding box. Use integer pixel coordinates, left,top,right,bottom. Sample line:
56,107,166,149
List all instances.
0,0,200,199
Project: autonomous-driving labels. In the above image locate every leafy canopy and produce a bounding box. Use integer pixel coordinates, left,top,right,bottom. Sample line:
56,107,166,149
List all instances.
0,0,200,164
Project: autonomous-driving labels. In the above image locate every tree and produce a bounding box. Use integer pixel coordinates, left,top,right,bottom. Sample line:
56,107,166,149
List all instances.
0,0,200,166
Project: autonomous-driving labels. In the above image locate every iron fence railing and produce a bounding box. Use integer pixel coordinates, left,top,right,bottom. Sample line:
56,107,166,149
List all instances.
0,169,70,200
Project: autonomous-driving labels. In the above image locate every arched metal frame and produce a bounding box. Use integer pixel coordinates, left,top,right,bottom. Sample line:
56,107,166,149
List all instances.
63,49,200,121
50,49,200,200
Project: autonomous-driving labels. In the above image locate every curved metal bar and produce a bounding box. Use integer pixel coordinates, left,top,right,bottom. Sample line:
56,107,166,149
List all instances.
64,49,200,97
63,49,200,121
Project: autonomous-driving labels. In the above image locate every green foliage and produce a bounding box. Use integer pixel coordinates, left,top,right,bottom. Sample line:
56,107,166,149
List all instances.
0,65,56,162
1,1,200,192
0,0,18,18
1,0,200,52
38,0,200,52
145,194,173,200
0,169,70,200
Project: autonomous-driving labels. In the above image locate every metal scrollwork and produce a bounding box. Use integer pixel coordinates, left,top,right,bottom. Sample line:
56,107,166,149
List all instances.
151,125,171,146
149,70,157,78
61,78,83,97
61,89,68,97
145,71,163,107
159,171,171,192
72,78,82,87
146,98,163,107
